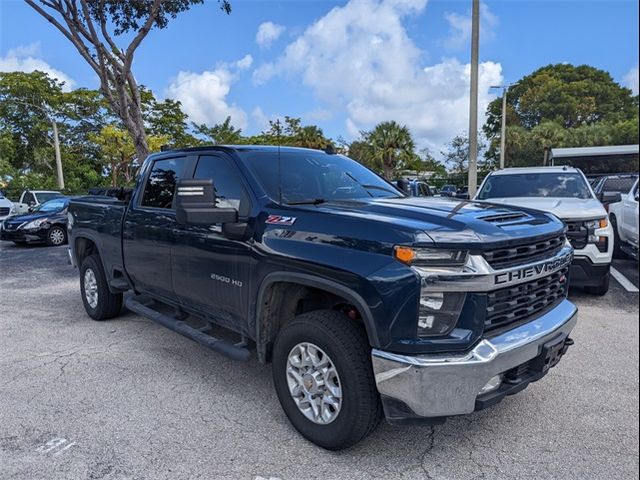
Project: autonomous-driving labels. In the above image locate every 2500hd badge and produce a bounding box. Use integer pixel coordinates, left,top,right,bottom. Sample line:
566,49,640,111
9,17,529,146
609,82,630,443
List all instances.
495,252,573,285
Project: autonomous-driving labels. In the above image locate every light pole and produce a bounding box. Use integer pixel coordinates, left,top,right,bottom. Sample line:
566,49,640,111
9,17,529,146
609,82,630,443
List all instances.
490,83,518,169
467,0,480,198
12,100,64,190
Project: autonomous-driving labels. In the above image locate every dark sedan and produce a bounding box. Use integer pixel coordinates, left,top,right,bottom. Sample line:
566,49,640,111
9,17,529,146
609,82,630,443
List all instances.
0,197,70,246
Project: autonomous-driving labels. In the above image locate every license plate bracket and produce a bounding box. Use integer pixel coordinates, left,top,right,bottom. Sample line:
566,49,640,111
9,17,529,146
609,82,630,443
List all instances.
531,334,570,374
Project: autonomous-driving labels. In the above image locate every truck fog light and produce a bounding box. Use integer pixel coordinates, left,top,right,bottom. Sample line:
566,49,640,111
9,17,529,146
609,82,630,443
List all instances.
479,375,503,395
417,292,466,337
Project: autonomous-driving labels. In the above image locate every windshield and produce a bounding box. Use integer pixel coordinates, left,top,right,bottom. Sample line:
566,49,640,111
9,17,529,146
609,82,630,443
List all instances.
33,198,68,213
238,150,403,203
35,192,63,203
478,172,593,200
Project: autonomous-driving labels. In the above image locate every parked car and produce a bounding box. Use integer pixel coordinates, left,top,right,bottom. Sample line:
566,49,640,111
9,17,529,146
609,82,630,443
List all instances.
476,166,614,295
0,191,17,222
13,190,64,215
0,197,70,246
591,174,638,212
429,185,439,196
440,184,457,197
455,186,470,199
68,146,577,450
608,178,639,260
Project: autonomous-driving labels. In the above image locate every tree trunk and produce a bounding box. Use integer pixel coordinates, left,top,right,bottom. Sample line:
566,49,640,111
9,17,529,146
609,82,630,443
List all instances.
382,155,394,180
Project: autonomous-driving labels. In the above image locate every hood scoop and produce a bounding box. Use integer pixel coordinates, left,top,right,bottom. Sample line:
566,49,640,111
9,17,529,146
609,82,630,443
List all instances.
478,211,530,224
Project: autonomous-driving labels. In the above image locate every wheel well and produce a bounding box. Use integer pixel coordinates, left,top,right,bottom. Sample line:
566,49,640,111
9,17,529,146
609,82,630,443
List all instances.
256,281,365,363
75,237,98,266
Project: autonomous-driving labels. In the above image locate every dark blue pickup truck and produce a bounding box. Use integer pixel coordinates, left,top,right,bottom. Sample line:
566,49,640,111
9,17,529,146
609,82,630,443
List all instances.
68,145,577,450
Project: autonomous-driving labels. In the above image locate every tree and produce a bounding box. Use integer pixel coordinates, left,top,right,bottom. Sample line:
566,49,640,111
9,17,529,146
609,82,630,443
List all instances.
483,64,639,167
26,0,231,162
366,121,415,180
193,116,244,145
442,134,487,174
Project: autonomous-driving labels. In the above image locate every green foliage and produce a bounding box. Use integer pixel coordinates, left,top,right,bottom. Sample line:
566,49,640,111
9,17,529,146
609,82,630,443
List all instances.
193,116,244,145
441,134,488,174
484,64,639,167
362,121,415,179
86,0,231,35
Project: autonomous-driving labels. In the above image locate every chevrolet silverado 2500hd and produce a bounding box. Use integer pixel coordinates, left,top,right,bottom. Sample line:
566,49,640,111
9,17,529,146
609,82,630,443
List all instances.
68,146,577,450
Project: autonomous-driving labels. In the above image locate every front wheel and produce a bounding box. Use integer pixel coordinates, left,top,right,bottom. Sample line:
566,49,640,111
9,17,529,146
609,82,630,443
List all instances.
272,310,382,450
46,225,67,246
80,254,123,320
610,215,625,259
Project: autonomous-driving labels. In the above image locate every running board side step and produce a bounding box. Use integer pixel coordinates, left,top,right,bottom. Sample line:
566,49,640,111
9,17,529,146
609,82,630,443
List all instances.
125,297,251,361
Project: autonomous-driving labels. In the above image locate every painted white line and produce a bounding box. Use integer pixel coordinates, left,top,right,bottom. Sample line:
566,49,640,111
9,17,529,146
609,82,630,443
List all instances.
611,267,639,293
53,441,76,456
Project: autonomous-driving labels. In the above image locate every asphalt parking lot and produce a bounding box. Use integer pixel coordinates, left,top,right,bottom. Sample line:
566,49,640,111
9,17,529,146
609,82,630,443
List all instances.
1,241,638,480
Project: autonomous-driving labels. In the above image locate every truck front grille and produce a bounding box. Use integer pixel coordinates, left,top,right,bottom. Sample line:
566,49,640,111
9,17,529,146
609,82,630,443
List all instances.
565,221,588,250
482,234,566,269
485,266,569,334
0,207,10,216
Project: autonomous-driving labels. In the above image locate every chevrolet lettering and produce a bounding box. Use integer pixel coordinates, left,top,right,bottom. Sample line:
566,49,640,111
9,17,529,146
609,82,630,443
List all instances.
68,146,578,450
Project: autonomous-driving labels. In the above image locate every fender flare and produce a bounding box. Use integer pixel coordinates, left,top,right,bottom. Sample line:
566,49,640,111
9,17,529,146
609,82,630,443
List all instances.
255,272,381,354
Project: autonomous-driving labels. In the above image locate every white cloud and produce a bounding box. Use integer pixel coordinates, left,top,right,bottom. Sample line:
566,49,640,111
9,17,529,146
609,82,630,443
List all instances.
253,0,502,153
624,64,639,95
442,2,498,50
235,54,253,71
165,59,249,128
0,43,75,91
256,22,286,49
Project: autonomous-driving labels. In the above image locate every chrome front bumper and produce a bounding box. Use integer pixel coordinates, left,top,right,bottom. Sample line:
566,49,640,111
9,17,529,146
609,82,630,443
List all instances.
372,299,578,421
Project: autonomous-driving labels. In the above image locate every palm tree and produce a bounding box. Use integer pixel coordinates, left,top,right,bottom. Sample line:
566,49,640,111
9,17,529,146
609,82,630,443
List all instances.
367,121,415,179
296,125,330,149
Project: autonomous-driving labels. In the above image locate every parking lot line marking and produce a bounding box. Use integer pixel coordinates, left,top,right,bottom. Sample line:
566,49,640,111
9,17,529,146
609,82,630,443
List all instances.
610,267,639,293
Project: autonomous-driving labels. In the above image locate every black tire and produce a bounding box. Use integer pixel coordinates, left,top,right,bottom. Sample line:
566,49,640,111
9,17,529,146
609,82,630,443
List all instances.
46,225,67,246
585,271,610,296
610,215,625,259
272,310,382,450
79,254,123,320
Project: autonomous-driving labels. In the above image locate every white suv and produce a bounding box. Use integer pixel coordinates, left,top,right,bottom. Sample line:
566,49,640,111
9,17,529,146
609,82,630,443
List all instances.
476,166,613,295
0,192,17,222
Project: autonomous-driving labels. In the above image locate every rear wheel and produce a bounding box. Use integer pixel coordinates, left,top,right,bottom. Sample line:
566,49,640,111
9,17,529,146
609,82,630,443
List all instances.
272,310,382,450
80,254,122,320
46,226,67,246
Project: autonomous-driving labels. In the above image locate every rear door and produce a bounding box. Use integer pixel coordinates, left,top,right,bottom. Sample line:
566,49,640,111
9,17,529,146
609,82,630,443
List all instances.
622,181,639,244
171,153,255,331
123,155,191,301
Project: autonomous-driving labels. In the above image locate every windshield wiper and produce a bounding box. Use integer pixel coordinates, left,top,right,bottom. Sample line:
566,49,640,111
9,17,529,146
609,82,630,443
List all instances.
286,198,327,205
359,184,401,195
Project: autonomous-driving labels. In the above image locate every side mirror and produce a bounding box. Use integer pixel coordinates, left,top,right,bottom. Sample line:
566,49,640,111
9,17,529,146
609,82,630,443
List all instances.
602,192,622,205
175,179,238,226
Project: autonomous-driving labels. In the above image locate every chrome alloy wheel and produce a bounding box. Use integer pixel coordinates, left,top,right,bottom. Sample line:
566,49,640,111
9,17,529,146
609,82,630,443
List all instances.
286,342,342,425
83,268,98,309
49,227,65,245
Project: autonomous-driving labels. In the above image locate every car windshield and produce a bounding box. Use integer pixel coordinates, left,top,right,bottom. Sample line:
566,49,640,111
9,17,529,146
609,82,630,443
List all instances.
238,150,403,203
33,198,68,213
36,192,63,203
478,172,593,200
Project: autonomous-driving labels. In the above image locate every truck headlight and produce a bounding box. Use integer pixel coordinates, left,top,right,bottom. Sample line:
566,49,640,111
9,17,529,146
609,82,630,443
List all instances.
585,218,608,243
394,246,468,268
22,218,48,230
417,290,466,337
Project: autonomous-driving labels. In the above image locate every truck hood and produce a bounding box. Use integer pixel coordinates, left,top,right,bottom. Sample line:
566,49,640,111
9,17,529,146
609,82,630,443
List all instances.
300,196,565,248
482,197,606,220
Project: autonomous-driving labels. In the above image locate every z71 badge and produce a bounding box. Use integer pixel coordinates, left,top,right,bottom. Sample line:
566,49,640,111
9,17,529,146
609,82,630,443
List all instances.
266,215,296,226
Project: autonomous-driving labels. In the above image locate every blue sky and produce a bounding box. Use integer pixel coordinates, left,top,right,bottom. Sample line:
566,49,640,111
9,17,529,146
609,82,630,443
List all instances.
0,0,638,154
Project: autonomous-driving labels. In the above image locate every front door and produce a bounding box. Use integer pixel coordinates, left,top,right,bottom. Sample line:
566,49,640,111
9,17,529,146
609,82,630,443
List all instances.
123,155,190,301
622,182,639,244
171,153,255,332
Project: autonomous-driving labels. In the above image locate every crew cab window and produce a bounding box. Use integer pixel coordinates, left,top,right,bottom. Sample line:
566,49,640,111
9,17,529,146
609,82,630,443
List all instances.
194,155,249,215
22,192,35,205
142,157,188,209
